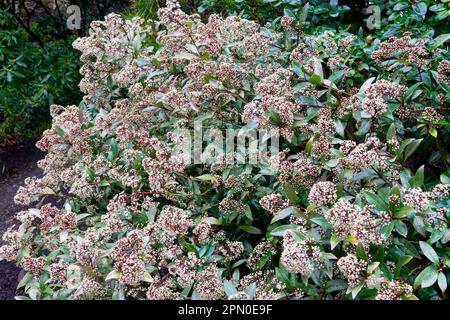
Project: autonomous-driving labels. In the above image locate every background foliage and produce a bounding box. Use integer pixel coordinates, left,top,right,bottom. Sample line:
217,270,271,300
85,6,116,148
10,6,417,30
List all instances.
0,9,81,145
0,0,131,146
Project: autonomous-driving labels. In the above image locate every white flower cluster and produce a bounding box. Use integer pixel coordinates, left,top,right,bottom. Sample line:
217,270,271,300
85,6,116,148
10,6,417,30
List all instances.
308,181,337,207
326,199,383,246
280,232,321,276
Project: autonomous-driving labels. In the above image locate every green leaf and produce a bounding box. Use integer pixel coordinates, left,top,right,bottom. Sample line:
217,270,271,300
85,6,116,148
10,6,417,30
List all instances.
305,138,313,156
435,10,449,21
404,82,422,101
414,265,438,289
367,262,380,274
15,296,33,301
269,224,298,237
364,191,389,212
299,3,310,25
84,167,96,180
283,7,296,19
403,294,419,300
410,165,425,188
110,138,120,158
404,139,423,162
244,204,253,221
239,225,262,234
419,241,439,264
309,74,322,85
431,33,450,50
224,280,238,297
269,110,283,126
413,216,427,236
397,238,420,257
99,180,110,187
386,123,397,140
437,272,447,293
359,77,376,94
77,213,92,222
142,271,155,283
440,173,450,184
397,139,414,162
355,244,368,261
325,279,348,293
393,2,409,11
105,270,121,281
204,217,222,225
413,2,427,17
395,220,408,237
313,59,323,79
430,4,445,12
231,259,246,269
429,127,438,138
381,221,395,238
310,216,332,230
17,272,33,289
284,183,301,205
335,120,346,138
275,267,292,289
351,283,364,299
355,119,371,136
271,207,300,224
258,253,271,269
195,174,219,183
330,234,341,250
329,70,348,84
390,186,401,197
394,255,413,277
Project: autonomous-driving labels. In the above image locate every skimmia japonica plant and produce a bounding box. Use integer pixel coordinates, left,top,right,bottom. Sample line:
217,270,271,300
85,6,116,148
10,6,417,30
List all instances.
0,0,449,300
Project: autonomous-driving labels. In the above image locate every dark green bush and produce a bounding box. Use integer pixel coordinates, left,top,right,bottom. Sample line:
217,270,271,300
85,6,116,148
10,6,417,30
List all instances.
0,0,131,146
375,0,450,35
0,10,82,145
191,0,450,36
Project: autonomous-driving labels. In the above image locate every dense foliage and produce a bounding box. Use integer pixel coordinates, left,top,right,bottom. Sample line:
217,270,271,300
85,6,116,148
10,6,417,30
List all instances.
0,9,81,145
0,0,449,300
0,0,131,145
197,0,364,27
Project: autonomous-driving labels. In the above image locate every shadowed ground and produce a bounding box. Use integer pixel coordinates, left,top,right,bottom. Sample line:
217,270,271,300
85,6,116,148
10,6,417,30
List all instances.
0,141,44,300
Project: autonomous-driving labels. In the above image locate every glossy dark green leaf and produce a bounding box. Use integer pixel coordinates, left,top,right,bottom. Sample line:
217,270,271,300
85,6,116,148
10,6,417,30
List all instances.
419,241,439,264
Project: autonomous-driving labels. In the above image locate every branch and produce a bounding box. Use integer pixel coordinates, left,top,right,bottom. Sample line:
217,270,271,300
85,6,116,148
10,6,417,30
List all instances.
12,2,45,48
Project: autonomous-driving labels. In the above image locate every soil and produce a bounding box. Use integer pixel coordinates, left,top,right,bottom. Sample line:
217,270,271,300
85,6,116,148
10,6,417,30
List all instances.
0,140,45,300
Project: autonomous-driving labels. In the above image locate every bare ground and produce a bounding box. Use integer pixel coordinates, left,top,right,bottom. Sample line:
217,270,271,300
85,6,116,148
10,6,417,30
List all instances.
0,140,44,300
